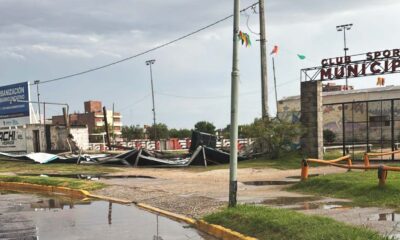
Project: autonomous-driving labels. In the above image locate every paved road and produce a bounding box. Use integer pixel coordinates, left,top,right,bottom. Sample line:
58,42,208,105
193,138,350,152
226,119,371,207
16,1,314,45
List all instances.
0,191,214,240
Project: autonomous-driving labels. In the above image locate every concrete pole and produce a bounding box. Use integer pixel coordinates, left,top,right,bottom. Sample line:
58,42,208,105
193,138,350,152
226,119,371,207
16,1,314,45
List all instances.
229,0,240,208
259,0,269,118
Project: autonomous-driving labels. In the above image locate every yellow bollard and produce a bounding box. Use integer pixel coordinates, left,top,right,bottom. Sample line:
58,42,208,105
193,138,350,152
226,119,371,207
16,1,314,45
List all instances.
363,153,370,171
347,157,352,172
301,159,309,181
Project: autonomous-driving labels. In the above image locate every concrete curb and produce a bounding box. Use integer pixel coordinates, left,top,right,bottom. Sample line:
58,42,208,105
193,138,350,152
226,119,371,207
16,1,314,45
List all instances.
0,181,257,240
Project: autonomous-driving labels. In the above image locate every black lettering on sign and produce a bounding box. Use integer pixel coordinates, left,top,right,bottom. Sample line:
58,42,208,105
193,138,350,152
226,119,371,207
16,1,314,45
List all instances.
0,131,16,142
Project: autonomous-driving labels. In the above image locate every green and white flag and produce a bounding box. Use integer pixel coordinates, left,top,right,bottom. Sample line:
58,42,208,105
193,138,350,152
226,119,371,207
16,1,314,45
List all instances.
297,54,306,60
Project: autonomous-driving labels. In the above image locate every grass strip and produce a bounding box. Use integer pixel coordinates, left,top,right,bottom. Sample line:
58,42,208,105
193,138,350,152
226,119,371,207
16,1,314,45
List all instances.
0,175,106,191
289,170,400,209
204,205,389,240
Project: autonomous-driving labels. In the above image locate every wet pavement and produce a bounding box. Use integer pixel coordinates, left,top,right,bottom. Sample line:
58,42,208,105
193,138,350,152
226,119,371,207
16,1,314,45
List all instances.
0,191,214,240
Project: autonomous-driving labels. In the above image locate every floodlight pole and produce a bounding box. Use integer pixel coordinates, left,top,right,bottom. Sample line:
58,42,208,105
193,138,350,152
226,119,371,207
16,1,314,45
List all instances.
146,59,157,140
336,23,353,89
34,80,41,123
229,0,240,208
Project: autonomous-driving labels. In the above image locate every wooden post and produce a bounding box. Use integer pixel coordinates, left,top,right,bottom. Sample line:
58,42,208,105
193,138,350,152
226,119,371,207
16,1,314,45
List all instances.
347,157,352,172
363,153,369,171
378,165,387,187
301,159,309,181
103,106,111,150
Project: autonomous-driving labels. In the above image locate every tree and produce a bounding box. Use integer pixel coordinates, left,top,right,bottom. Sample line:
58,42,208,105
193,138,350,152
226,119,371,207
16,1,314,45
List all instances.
121,125,144,141
147,123,169,140
169,128,192,138
249,118,304,158
194,121,216,134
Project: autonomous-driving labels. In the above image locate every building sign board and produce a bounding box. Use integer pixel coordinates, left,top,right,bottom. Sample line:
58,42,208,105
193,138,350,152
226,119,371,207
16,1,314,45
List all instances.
0,128,27,152
0,82,31,127
301,48,400,81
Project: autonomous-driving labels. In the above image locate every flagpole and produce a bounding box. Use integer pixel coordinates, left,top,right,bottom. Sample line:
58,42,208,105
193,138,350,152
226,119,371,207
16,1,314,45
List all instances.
272,56,278,118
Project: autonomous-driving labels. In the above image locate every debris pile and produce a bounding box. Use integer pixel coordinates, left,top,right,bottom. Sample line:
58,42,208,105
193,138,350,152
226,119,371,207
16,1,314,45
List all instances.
0,131,248,167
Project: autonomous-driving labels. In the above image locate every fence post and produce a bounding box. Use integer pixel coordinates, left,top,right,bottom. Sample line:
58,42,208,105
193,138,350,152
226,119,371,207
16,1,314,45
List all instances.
301,159,309,181
378,165,387,187
363,153,369,171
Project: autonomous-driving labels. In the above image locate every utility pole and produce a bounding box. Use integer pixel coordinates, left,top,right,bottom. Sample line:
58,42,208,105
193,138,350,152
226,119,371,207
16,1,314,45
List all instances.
229,0,240,208
34,80,41,123
259,0,268,118
336,23,353,89
146,59,157,140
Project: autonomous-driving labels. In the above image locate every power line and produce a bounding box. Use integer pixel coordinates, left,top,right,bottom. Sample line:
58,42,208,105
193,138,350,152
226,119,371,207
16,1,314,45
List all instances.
118,94,151,111
35,2,259,86
155,90,258,99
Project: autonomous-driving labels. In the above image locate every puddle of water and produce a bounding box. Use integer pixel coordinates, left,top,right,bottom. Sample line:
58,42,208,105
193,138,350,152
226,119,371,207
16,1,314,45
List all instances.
242,180,298,186
18,173,155,181
262,196,321,205
261,196,353,211
367,213,400,222
289,202,351,211
0,191,213,240
286,174,320,179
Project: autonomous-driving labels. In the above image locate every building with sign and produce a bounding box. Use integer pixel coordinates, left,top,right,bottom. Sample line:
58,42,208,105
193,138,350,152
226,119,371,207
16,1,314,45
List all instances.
299,48,400,159
0,124,89,153
0,82,90,153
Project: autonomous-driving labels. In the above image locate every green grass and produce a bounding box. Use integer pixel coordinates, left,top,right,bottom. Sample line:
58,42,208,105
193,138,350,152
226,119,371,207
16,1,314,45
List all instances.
0,159,123,175
324,150,365,160
289,170,400,209
191,151,303,171
0,175,106,191
204,205,388,240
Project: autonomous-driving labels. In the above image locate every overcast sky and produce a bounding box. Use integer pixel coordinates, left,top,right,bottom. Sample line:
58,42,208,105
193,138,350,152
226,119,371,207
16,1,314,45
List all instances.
1,0,399,129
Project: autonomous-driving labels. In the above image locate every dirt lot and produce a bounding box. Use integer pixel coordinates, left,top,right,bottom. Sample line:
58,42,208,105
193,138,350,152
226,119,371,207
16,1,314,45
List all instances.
93,166,346,218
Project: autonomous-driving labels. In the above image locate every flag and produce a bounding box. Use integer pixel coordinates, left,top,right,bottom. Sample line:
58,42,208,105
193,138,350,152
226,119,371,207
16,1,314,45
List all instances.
270,45,278,55
238,31,251,47
297,54,306,60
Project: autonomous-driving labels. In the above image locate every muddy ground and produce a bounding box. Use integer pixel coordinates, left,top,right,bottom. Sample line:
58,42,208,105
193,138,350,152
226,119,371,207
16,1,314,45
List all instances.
93,166,400,238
